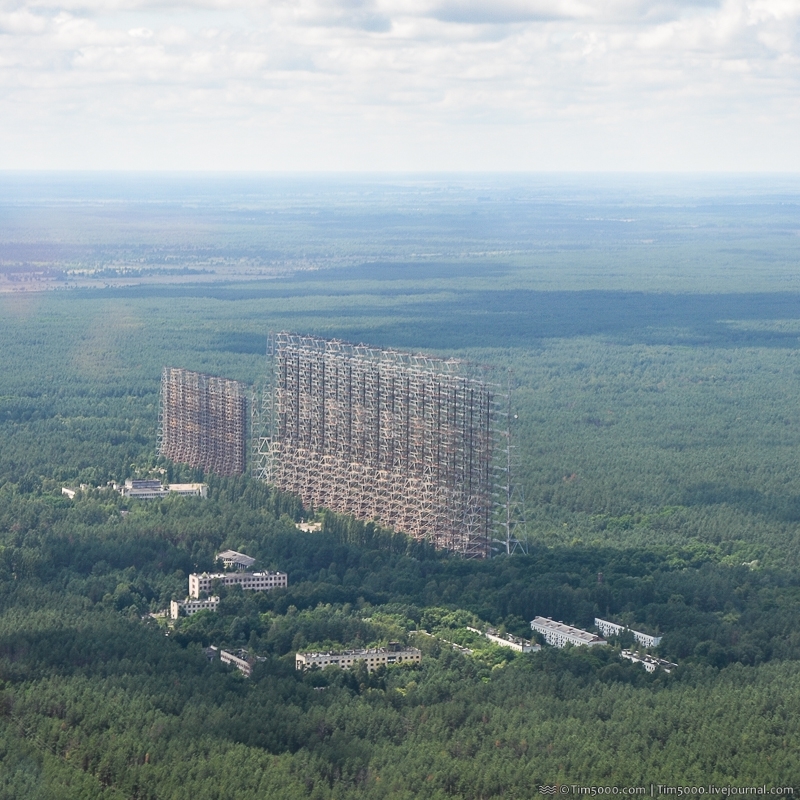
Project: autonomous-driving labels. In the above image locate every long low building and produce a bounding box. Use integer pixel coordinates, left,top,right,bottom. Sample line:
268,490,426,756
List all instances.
466,626,541,653
296,644,421,672
530,616,607,648
189,570,288,598
621,650,677,673
168,483,208,498
118,479,208,499
170,596,220,619
119,479,167,499
594,618,662,648
220,649,254,677
205,646,263,677
485,629,541,653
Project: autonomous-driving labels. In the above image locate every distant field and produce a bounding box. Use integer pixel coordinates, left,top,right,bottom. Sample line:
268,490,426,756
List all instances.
2,172,800,293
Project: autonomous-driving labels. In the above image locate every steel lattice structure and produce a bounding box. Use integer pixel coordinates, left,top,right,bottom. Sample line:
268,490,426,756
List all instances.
254,333,500,557
158,367,247,477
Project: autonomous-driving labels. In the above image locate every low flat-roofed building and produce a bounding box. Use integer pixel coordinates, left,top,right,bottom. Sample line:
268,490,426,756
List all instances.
168,483,208,498
484,629,541,653
216,550,256,570
170,596,220,619
296,643,421,672
595,618,662,648
220,649,253,677
621,650,677,673
121,479,168,499
531,616,607,648
189,570,287,598
467,626,541,653
296,521,322,532
205,647,264,677
118,480,208,500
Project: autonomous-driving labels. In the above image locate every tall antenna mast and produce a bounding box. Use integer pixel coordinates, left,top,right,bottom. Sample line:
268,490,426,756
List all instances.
498,371,528,555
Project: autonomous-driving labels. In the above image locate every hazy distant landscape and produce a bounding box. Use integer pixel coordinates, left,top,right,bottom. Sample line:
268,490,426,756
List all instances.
1,174,799,797
3,173,800,292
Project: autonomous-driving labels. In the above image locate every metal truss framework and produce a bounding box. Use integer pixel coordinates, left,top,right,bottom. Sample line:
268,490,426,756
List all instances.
497,382,529,556
158,367,247,477
254,333,502,557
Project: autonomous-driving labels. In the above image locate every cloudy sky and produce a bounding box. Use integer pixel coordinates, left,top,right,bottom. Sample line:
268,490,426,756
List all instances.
1,0,798,171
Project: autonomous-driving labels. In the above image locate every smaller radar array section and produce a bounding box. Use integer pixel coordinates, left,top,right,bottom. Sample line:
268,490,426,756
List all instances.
159,367,248,477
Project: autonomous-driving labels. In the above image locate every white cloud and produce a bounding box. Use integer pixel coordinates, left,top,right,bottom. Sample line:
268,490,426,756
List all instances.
0,0,798,169
424,0,591,24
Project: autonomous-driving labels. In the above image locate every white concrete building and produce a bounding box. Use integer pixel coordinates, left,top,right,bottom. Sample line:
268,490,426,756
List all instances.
467,626,541,653
170,596,220,619
205,646,262,677
296,521,322,532
530,616,607,648
168,483,208,498
118,480,207,500
595,618,662,648
296,644,421,672
189,570,287,598
216,550,256,570
121,479,168,499
620,650,677,673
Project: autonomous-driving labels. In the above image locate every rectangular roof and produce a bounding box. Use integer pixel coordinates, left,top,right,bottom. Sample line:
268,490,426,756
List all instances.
531,616,606,644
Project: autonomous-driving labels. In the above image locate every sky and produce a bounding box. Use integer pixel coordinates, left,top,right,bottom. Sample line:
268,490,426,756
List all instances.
1,0,799,171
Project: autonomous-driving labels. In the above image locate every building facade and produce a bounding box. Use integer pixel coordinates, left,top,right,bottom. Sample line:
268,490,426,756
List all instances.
120,479,169,499
189,570,288,599
205,646,260,677
118,480,208,500
594,618,662,648
530,616,607,648
466,626,540,652
168,483,208,498
170,596,220,619
296,644,421,672
620,650,677,673
220,649,254,677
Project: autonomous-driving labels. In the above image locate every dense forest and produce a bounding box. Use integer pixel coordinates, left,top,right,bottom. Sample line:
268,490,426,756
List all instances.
2,478,800,797
1,177,800,796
